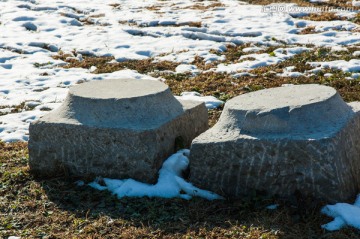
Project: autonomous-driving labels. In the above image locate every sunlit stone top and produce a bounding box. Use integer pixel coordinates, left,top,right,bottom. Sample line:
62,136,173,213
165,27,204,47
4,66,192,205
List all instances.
215,84,353,138
42,78,185,129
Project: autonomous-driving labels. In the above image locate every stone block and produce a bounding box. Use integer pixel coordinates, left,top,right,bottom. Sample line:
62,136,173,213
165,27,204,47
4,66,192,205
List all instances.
189,84,360,202
29,78,208,183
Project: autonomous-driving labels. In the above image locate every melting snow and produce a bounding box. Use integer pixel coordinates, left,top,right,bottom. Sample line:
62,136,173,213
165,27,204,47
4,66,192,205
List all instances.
89,149,223,200
322,194,360,231
176,92,224,109
1,0,360,141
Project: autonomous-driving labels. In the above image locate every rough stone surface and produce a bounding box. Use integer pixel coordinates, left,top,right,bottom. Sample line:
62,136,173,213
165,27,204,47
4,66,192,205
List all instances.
189,84,360,202
29,78,208,183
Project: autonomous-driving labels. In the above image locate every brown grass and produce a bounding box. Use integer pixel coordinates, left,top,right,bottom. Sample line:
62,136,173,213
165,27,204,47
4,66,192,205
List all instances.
146,5,162,11
53,53,179,74
299,26,317,34
2,142,360,238
109,3,120,8
302,12,346,21
210,43,252,63
351,12,360,24
0,102,35,116
118,20,137,26
189,2,225,10
162,46,360,103
242,0,357,9
191,55,219,71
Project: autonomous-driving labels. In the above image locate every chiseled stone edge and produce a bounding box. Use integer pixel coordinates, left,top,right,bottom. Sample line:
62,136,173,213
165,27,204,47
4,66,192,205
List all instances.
29,100,208,183
189,103,360,203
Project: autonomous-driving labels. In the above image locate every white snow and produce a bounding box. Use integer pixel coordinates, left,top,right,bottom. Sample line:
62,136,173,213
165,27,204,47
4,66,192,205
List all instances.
175,64,199,74
331,46,349,52
89,149,223,200
322,194,360,231
217,47,310,73
353,51,360,57
324,73,333,77
353,1,360,7
1,0,360,141
308,59,360,73
176,92,224,109
233,72,256,78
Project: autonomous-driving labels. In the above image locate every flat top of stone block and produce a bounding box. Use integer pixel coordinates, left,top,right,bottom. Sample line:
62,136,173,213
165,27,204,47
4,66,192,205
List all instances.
227,84,336,111
206,84,355,140
71,78,168,99
37,78,205,130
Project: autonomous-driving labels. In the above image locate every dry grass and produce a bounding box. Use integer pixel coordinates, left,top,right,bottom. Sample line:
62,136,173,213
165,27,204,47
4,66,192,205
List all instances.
301,12,346,21
161,46,360,104
351,12,360,24
146,5,162,11
299,26,317,34
164,70,360,104
53,53,179,74
208,107,223,127
188,2,225,10
2,142,360,238
210,44,252,64
118,20,138,26
242,0,357,9
191,55,219,71
0,102,36,116
109,3,120,9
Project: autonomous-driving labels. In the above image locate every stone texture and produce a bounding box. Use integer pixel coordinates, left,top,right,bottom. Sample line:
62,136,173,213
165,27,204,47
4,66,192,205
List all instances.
189,84,360,202
29,78,208,183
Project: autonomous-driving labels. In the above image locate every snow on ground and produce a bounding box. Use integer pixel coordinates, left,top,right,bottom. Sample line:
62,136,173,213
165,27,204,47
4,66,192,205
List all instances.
1,0,360,141
176,92,224,109
89,149,223,200
322,194,360,231
217,46,311,73
308,59,360,73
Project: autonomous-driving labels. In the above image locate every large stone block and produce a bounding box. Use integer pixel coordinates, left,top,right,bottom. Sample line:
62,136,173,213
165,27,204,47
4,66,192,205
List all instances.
189,84,360,202
29,78,208,183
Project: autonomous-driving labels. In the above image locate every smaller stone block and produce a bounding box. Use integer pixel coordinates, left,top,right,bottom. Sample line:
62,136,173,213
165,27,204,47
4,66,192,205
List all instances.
29,79,208,183
189,84,360,202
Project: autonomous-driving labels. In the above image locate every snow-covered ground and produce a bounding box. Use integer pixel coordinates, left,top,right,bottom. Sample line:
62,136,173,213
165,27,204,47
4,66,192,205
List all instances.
2,0,360,230
1,0,360,141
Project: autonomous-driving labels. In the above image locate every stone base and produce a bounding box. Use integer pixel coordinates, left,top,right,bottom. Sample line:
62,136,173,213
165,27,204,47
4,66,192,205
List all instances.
29,79,208,183
189,85,360,202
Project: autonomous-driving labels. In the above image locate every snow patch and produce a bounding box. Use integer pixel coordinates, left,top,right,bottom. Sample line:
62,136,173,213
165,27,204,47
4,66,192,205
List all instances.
322,194,360,231
175,64,199,74
308,59,360,72
89,149,223,200
176,92,224,109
